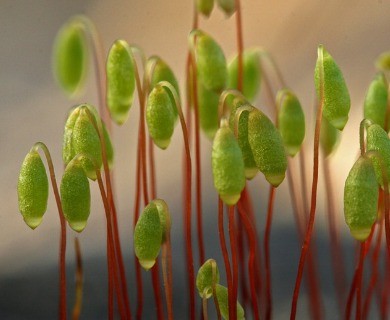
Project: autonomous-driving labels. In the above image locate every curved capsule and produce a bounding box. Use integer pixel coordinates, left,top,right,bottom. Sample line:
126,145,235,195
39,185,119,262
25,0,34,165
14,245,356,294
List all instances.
376,51,390,71
196,259,220,299
216,0,236,16
134,202,163,270
248,108,287,187
53,17,88,96
192,30,227,92
215,284,245,320
320,116,340,157
364,73,388,130
60,159,91,233
146,85,176,150
229,98,258,180
198,83,220,140
196,0,214,17
277,89,305,157
228,49,261,103
106,40,136,125
344,156,378,241
366,123,390,188
212,119,246,205
17,150,49,229
315,45,350,131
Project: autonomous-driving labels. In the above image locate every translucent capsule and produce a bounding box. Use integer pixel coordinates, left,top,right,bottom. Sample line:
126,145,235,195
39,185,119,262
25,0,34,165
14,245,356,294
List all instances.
344,156,378,241
60,159,91,233
146,85,176,150
196,259,220,299
315,45,350,131
277,89,305,157
134,202,163,271
17,150,49,229
153,199,171,243
320,116,340,157
106,40,136,125
53,17,88,97
248,108,287,187
212,119,246,205
215,284,245,320
216,0,236,17
196,0,214,17
198,83,220,140
193,30,227,92
364,73,388,130
228,49,261,103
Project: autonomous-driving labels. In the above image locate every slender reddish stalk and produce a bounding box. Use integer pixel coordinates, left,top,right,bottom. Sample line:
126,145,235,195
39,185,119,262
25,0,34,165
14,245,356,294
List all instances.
237,212,250,311
380,252,390,319
162,237,174,320
228,205,239,319
149,136,157,199
72,238,83,320
107,230,114,320
234,0,244,92
356,242,367,320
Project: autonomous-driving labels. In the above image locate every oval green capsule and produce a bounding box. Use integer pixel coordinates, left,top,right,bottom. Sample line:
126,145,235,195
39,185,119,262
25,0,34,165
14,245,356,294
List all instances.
17,150,49,229
193,30,227,92
196,259,220,299
146,85,176,150
106,39,136,125
277,89,305,157
60,159,91,233
366,123,390,188
248,108,287,187
216,0,236,17
198,83,220,140
215,284,245,320
315,45,350,131
364,73,388,130
196,0,214,17
212,119,246,205
152,199,171,243
53,17,88,96
344,156,378,241
228,49,261,103
320,116,340,157
134,202,163,270
376,51,390,71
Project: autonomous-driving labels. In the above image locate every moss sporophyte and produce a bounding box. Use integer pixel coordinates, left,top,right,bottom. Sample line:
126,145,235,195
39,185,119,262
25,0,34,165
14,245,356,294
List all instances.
16,2,390,320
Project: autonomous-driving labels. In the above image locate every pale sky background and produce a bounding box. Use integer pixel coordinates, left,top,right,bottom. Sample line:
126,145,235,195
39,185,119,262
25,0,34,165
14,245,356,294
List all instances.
1,0,390,318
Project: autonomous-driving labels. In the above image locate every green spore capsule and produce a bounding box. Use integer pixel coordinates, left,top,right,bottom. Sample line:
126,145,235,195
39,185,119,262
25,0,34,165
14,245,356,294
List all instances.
146,85,176,150
60,159,91,233
229,98,258,180
196,0,214,17
134,202,163,270
364,73,388,130
277,89,305,157
320,116,340,157
152,199,171,243
17,150,49,229
192,30,227,92
344,156,378,241
228,49,261,102
212,119,246,205
366,123,390,188
248,108,287,187
106,39,136,125
315,45,350,131
215,284,245,320
196,259,220,299
53,17,88,97
198,83,220,140
376,51,390,71
216,0,236,17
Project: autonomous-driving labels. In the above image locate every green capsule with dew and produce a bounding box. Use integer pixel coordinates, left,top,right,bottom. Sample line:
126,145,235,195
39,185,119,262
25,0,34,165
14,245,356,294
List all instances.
344,156,378,241
53,17,88,97
134,202,163,270
153,198,171,243
146,85,176,150
277,89,305,157
366,123,390,188
216,0,236,17
17,150,49,229
196,0,214,17
315,45,350,131
364,73,388,130
196,259,220,299
228,98,258,180
376,51,390,71
192,30,227,92
212,119,246,205
248,108,287,187
60,159,91,233
215,284,245,320
228,49,261,102
198,83,220,140
320,116,340,157
106,39,136,125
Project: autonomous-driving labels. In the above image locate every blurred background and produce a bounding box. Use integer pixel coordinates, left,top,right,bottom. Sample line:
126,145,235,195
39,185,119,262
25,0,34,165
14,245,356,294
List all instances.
1,0,390,318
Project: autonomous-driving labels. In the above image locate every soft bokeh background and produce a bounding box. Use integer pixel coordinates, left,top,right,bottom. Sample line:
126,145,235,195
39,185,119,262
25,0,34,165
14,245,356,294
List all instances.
1,0,390,318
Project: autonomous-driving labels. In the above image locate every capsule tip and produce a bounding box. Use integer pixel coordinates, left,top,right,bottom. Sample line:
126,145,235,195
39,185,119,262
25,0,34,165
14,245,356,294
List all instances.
139,259,156,271
266,173,285,187
350,228,371,242
220,193,241,206
244,167,258,180
24,217,43,230
69,220,87,233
